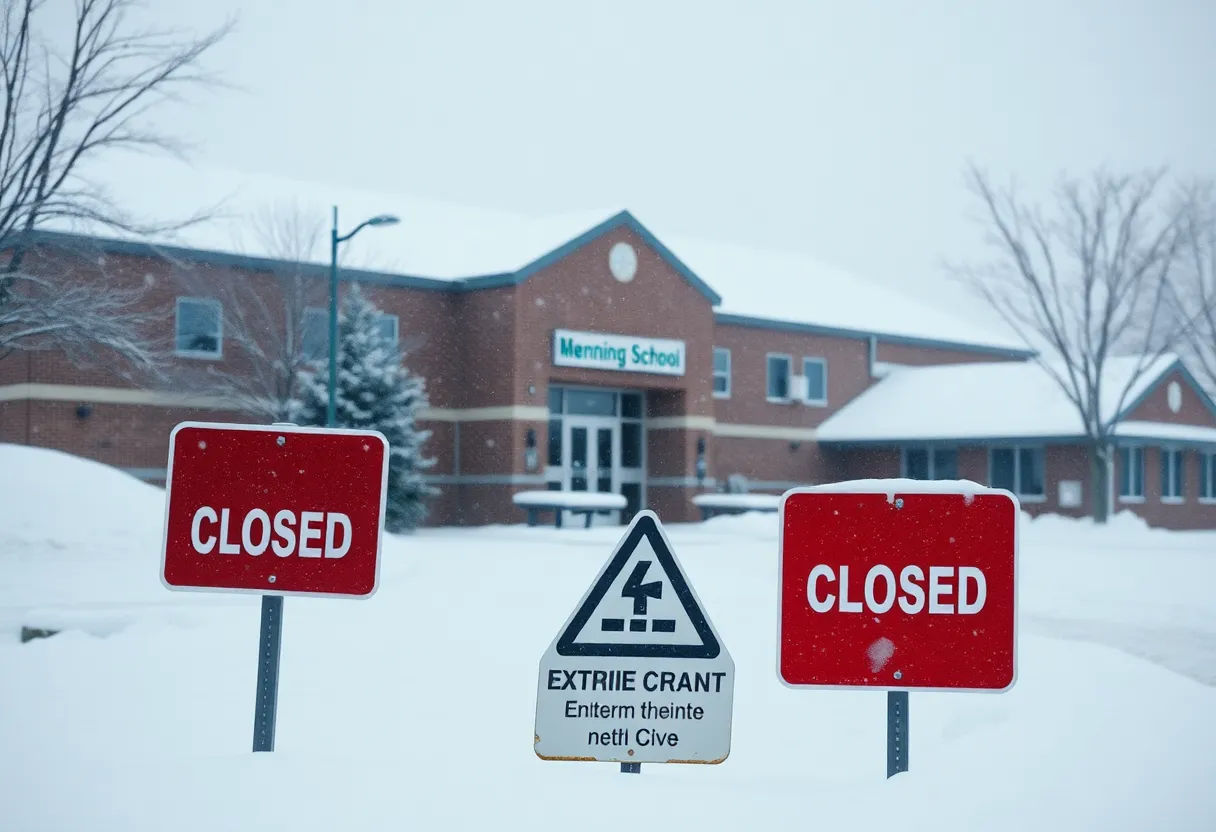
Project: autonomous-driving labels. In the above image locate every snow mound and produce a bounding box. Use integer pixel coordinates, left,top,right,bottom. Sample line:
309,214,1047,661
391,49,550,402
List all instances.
1022,508,1158,538
0,445,230,638
0,443,164,545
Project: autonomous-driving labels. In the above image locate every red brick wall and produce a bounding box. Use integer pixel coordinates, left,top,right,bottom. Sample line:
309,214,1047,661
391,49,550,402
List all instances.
712,324,868,428
514,227,716,410
453,286,518,409
0,400,29,444
14,400,250,472
712,437,824,488
362,283,459,410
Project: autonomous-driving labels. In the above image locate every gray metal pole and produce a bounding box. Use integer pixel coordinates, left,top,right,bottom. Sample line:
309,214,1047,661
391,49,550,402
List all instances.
327,205,339,428
886,690,909,777
252,594,284,752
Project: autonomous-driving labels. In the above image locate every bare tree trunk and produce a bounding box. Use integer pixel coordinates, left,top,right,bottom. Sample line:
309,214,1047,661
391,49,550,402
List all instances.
1089,442,1112,523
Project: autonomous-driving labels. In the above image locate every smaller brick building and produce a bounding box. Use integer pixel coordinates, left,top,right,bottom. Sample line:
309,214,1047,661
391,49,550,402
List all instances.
816,355,1216,530
3,202,1215,530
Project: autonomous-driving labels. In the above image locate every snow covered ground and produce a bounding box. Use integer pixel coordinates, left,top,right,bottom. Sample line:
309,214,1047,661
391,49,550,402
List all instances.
2,444,1215,830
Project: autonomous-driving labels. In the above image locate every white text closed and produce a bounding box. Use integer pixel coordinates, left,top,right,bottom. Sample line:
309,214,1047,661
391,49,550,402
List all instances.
805,564,986,615
189,506,352,559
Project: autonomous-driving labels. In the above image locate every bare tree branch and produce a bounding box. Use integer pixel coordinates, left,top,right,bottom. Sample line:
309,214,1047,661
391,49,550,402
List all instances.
1170,183,1216,395
163,201,330,421
949,163,1206,521
0,0,233,374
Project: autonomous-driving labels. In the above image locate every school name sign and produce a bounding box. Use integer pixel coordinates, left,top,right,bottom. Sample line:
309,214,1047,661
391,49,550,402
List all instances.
553,329,685,377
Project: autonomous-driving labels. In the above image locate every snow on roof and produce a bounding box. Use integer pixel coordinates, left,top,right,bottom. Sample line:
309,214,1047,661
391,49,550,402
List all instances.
43,156,1026,352
1115,421,1216,445
816,354,1185,443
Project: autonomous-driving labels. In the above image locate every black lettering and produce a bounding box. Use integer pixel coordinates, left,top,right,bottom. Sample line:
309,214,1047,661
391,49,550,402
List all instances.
565,700,578,718
548,670,562,690
577,670,592,689
694,672,710,693
660,671,676,692
561,670,577,691
622,670,636,691
592,670,608,691
712,672,726,693
677,672,692,692
643,670,658,691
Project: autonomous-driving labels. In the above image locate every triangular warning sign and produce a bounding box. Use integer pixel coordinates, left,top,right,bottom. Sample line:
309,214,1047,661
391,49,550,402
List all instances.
555,510,720,659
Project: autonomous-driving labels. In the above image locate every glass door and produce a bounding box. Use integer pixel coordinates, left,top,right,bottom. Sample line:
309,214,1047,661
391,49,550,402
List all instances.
563,416,620,526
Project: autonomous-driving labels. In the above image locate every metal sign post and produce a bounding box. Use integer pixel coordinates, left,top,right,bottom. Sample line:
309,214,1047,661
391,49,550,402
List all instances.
777,482,1019,780
159,421,389,754
886,690,908,778
252,594,284,752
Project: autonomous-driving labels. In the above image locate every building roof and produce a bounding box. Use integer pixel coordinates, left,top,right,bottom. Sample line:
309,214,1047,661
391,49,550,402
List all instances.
26,157,1031,356
817,354,1216,445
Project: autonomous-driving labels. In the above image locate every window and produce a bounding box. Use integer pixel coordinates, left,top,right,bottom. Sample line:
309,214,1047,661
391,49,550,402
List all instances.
547,388,563,466
175,297,222,358
566,389,616,416
1118,446,1144,500
1161,447,1184,501
902,447,958,480
712,348,731,398
301,307,398,362
766,354,791,400
933,448,958,479
1201,453,1216,502
620,392,642,419
802,357,827,405
989,446,1045,499
377,314,399,347
302,307,328,362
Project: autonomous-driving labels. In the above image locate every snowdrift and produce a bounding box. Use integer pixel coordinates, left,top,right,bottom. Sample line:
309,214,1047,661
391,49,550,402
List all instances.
1,445,1215,830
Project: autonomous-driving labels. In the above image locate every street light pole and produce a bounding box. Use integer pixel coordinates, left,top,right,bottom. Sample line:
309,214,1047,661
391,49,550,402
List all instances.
328,207,340,428
326,205,401,429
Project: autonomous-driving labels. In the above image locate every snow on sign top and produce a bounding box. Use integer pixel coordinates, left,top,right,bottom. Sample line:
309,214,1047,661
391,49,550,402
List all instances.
535,511,734,764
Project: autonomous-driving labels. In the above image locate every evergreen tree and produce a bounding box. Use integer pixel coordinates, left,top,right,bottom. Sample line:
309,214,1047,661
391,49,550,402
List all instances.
291,284,437,532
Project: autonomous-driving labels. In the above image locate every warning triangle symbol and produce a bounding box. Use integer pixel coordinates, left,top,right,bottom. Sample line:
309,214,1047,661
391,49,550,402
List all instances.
555,510,721,659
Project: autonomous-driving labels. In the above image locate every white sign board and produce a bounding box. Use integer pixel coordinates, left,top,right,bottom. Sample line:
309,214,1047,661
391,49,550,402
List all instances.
534,511,734,764
552,329,686,377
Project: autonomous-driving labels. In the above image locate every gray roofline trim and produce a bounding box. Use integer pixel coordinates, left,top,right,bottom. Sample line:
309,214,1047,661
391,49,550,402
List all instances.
818,435,1088,448
713,312,1037,360
14,229,458,291
820,431,1216,449
14,214,726,305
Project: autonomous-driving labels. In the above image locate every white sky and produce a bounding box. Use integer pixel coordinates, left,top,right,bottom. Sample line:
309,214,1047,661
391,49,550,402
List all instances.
120,1,1216,312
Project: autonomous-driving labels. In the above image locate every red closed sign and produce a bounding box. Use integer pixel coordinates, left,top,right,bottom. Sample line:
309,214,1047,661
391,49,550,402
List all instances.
778,484,1018,692
160,422,389,599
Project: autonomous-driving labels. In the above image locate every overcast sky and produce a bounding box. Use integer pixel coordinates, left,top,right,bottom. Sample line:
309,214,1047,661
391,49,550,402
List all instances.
141,0,1214,307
